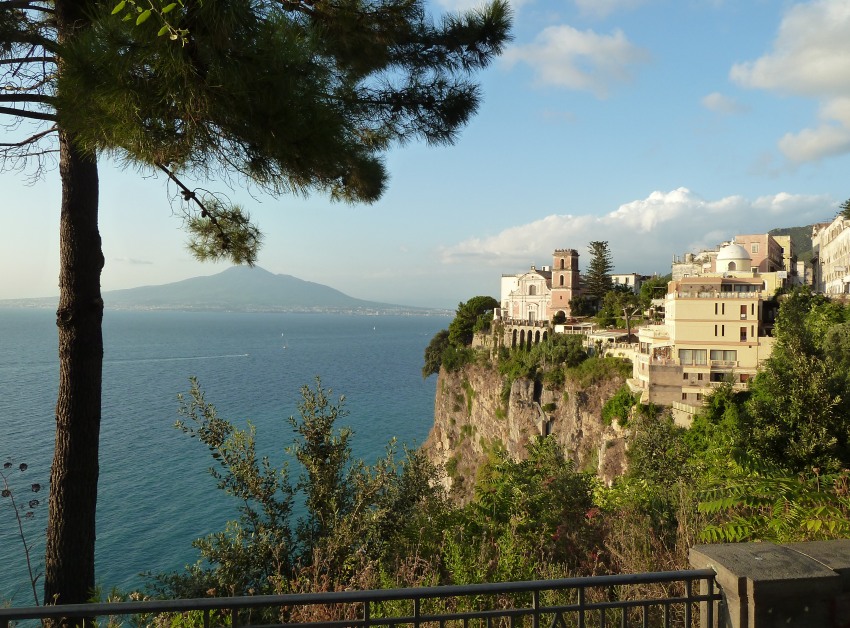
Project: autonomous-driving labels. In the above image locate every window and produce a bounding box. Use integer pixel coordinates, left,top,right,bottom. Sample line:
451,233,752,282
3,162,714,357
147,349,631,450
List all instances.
751,243,759,253
682,392,688,400
740,305,747,319
697,373,704,381
683,372,689,380
740,327,747,342
678,349,707,365
710,372,727,382
714,303,718,315
722,324,725,336
696,393,703,401
721,303,725,315
560,259,565,270
710,349,737,362
751,303,755,316
528,285,536,296
714,324,718,336
559,275,564,286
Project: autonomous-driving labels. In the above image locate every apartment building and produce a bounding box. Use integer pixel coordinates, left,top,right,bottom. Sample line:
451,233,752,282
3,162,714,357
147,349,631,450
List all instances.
812,214,850,295
630,271,775,424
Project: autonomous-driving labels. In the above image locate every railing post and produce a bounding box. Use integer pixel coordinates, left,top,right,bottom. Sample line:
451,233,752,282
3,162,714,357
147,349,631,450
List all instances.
691,541,850,628
532,590,539,628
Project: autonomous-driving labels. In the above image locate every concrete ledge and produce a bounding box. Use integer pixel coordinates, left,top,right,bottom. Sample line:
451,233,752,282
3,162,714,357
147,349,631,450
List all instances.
690,541,850,628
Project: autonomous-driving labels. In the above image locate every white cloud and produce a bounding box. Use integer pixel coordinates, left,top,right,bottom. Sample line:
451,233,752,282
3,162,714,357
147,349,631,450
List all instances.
779,125,850,163
730,0,850,162
701,92,747,115
573,0,648,19
440,188,832,274
502,25,650,97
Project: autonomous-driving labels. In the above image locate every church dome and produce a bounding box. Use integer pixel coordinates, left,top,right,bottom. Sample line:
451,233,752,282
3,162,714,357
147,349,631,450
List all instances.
716,243,751,272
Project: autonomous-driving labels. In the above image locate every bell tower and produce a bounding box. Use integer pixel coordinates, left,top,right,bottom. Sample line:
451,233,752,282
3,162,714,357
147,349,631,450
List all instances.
551,249,580,315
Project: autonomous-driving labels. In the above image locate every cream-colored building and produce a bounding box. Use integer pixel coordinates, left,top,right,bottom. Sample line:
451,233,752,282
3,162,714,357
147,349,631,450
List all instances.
812,214,850,295
497,249,581,323
630,253,776,424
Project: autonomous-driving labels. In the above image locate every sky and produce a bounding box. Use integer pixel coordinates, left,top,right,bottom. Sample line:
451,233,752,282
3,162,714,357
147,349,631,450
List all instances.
2,0,850,308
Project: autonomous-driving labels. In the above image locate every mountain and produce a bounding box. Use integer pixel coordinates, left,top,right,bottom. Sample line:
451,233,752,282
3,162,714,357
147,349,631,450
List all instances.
4,267,441,314
769,225,815,264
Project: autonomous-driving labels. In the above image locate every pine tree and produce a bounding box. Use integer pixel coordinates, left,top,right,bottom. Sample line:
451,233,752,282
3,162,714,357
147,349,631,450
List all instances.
584,241,614,310
1,0,511,610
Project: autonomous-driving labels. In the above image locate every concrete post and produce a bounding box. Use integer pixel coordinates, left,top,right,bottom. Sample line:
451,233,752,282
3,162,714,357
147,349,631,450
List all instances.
689,540,850,628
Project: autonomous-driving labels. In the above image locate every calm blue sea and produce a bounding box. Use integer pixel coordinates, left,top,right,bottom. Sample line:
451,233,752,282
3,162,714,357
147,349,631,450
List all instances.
0,308,448,605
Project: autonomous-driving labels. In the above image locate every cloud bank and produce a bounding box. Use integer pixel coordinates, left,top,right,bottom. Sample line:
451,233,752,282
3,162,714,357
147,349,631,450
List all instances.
440,188,832,274
731,0,850,162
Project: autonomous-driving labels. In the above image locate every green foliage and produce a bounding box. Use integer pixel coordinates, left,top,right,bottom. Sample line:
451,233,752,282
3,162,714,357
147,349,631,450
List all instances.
185,201,263,265
443,438,603,581
422,296,498,377
626,411,692,489
155,378,444,597
601,385,637,426
461,379,475,415
596,289,640,329
638,275,670,308
421,329,450,378
584,241,614,307
699,462,850,543
565,356,631,388
57,0,513,207
439,344,474,373
448,296,500,347
745,290,850,472
840,198,850,220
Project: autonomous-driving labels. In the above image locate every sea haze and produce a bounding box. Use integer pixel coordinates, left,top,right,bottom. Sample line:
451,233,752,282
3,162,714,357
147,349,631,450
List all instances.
0,308,448,604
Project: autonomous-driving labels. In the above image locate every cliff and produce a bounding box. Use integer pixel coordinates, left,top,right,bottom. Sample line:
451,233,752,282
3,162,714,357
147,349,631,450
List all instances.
424,360,630,501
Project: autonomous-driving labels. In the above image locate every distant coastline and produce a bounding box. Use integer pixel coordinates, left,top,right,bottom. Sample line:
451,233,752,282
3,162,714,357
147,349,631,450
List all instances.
0,265,453,316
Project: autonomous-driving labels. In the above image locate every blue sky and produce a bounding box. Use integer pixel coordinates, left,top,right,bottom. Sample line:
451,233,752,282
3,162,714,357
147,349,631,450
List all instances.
2,0,850,308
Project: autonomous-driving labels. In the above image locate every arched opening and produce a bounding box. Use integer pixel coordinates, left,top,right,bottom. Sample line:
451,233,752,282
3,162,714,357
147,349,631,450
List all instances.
727,262,737,271
560,259,565,270
512,329,517,348
542,331,548,342
559,275,565,286
519,329,526,348
534,330,541,344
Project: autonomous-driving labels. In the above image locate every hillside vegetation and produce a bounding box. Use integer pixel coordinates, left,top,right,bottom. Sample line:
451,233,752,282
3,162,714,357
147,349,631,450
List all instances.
39,289,844,611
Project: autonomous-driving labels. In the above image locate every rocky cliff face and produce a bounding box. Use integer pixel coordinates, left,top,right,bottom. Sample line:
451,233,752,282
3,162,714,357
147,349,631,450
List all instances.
424,361,629,501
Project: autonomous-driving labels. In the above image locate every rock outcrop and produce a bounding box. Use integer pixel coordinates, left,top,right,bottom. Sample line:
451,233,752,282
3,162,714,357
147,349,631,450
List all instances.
424,361,629,501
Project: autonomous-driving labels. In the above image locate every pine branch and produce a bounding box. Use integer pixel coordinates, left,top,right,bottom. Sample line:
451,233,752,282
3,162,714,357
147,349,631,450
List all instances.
0,124,55,147
0,56,54,66
0,104,56,121
0,0,53,13
0,93,53,104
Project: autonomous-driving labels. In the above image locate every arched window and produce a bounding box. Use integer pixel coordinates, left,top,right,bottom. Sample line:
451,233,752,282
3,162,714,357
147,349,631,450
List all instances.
560,259,565,270
528,285,536,296
559,275,564,286
728,262,737,271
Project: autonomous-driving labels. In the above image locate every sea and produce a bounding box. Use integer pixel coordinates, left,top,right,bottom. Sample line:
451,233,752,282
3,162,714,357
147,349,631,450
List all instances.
0,308,449,606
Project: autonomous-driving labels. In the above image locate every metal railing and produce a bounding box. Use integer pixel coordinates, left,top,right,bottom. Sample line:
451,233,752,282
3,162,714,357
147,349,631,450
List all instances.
1,571,723,628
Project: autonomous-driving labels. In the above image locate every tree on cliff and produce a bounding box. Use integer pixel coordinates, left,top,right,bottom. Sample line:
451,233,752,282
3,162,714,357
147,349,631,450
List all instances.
583,241,614,310
422,296,498,377
449,296,500,346
1,0,511,608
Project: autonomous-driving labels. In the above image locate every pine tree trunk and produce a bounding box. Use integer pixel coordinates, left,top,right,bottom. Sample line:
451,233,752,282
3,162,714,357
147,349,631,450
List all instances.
43,0,103,614
43,127,102,610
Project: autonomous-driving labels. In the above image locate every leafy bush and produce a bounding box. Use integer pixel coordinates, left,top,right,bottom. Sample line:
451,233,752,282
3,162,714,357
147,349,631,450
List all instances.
601,385,637,426
566,356,631,387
